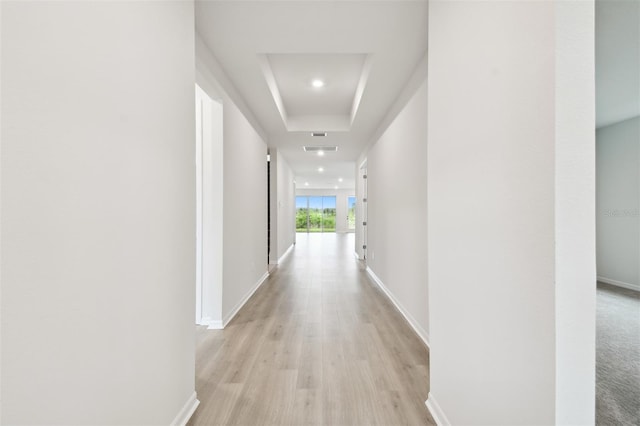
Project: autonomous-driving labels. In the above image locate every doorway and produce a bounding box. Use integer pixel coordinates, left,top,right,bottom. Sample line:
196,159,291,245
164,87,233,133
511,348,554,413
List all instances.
195,84,224,328
594,1,640,423
296,195,337,233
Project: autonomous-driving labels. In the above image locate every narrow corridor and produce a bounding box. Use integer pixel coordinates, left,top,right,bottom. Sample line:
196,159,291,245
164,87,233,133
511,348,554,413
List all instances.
190,233,434,425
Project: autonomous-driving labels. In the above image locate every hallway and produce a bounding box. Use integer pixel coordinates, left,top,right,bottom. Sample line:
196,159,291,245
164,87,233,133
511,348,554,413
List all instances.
190,233,435,425
0,1,605,424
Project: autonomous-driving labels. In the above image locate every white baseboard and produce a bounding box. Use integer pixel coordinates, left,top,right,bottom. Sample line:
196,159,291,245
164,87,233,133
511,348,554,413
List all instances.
354,251,362,260
197,316,224,330
426,393,450,426
205,319,224,330
598,276,640,292
223,271,270,327
365,266,430,349
171,391,200,426
277,243,294,264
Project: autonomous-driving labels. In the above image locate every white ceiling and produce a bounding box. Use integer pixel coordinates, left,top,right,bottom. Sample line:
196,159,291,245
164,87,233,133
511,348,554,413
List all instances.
195,1,429,189
267,53,367,117
596,0,640,129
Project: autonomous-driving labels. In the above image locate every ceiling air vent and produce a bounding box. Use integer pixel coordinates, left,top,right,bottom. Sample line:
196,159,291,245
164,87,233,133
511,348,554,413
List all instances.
304,146,338,153
311,132,327,137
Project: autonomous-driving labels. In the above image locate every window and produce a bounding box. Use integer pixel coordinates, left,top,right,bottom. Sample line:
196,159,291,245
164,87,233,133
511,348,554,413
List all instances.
296,195,337,233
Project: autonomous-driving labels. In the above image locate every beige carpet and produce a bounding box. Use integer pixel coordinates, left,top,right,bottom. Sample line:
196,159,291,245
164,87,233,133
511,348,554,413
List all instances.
596,282,640,426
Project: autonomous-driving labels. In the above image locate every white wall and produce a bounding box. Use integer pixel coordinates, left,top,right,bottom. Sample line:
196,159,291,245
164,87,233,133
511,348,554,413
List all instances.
196,35,269,326
222,97,268,323
356,52,428,263
365,76,429,345
276,151,296,261
269,153,278,264
355,161,366,259
296,188,355,234
595,0,640,128
1,1,4,420
554,4,597,421
596,116,640,290
1,2,197,424
426,1,595,425
268,149,296,265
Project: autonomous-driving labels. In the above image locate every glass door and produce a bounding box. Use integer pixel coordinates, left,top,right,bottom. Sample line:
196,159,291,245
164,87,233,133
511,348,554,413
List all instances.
296,196,309,232
347,196,356,231
322,196,336,232
308,196,323,232
295,195,337,233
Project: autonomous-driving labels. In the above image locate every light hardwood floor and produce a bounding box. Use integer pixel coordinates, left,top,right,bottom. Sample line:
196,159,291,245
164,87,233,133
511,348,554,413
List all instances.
189,233,435,426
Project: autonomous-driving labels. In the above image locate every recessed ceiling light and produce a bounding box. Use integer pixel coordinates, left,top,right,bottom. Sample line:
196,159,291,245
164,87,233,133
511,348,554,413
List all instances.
304,182,309,186
317,150,325,157
338,177,343,182
311,79,325,88
334,185,339,190
318,167,324,173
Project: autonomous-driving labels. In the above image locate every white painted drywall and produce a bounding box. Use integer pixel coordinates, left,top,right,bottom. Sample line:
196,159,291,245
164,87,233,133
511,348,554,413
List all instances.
295,188,355,234
554,3,597,422
356,53,428,263
596,116,640,290
269,152,279,264
195,36,269,325
1,2,196,424
355,160,367,259
276,151,296,260
0,2,4,421
267,148,295,265
196,90,204,323
365,76,429,344
595,0,640,128
0,1,4,420
426,1,595,424
221,98,268,321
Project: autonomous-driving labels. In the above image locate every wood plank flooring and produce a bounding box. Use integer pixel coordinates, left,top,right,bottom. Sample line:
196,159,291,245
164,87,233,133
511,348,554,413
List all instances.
189,233,435,426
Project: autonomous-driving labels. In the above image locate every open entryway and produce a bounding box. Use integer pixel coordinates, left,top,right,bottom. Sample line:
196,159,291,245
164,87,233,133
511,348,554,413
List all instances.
195,84,224,329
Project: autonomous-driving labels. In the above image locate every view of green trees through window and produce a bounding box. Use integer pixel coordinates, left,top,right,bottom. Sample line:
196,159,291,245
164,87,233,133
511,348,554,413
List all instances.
296,196,336,232
348,196,356,230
